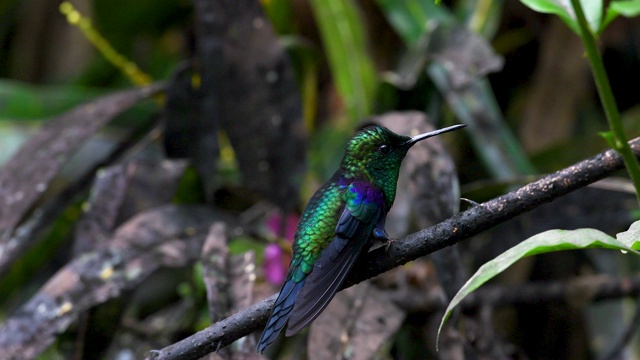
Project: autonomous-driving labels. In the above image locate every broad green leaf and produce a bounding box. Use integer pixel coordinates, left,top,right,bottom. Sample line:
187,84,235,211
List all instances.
310,0,377,123
603,0,640,31
437,226,640,345
581,0,603,33
609,0,640,16
519,0,577,33
615,220,640,250
519,0,602,34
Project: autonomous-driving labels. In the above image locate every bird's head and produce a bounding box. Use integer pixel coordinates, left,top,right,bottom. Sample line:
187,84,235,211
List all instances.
340,123,466,195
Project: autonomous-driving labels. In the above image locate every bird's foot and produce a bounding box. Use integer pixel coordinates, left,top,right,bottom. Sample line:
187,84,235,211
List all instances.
372,227,396,252
384,237,397,252
373,227,389,241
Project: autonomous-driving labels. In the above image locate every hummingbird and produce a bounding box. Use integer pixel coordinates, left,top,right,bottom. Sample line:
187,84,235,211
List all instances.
257,122,466,353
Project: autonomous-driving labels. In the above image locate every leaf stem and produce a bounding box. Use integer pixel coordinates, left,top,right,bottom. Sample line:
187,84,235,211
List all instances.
59,2,153,87
570,0,640,205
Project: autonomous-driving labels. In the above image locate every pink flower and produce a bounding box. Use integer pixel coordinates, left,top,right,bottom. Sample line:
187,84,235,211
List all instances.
264,243,287,284
266,212,298,241
263,211,299,285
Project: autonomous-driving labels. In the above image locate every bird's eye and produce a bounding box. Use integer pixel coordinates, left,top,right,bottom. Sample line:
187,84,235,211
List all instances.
378,144,391,154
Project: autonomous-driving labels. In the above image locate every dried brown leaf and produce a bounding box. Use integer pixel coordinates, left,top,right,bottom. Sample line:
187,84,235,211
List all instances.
74,159,187,255
429,26,503,89
202,223,231,322
167,0,307,207
116,160,188,222
201,223,257,357
308,283,405,360
0,84,164,273
0,84,163,236
229,251,256,314
0,205,227,359
208,0,306,209
163,65,220,198
74,165,130,254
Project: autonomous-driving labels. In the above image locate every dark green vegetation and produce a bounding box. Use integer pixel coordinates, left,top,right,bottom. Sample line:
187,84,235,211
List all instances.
1,0,640,359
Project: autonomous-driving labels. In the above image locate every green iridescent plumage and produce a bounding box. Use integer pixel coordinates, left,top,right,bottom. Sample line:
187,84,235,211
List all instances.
257,123,466,353
288,181,343,283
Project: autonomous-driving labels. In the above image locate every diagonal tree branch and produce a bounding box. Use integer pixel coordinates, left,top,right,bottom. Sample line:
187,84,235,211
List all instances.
147,137,640,360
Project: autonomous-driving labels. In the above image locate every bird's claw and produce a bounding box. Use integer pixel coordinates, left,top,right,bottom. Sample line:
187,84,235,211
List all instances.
384,237,396,252
372,227,395,252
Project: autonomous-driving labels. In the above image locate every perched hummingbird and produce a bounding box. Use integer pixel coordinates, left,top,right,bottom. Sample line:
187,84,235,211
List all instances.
257,122,466,353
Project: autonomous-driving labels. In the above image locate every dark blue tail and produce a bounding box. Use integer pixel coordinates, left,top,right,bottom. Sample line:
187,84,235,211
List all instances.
257,279,306,353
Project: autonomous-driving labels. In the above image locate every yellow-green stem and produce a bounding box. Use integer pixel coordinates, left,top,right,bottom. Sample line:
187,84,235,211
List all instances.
571,0,640,206
59,2,152,87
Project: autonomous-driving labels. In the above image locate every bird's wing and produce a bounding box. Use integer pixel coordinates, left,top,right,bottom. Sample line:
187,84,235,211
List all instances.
257,276,306,352
285,182,384,335
257,181,342,352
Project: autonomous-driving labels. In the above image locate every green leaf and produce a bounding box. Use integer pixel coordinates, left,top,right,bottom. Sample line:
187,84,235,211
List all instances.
519,0,577,33
615,221,640,250
519,0,602,34
603,0,640,31
374,0,453,44
310,0,378,122
581,0,603,33
437,226,640,345
0,80,104,121
609,0,640,16
598,130,617,148
263,0,295,35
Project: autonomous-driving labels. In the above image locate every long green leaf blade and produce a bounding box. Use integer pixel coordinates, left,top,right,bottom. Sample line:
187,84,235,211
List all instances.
310,0,377,122
437,225,640,345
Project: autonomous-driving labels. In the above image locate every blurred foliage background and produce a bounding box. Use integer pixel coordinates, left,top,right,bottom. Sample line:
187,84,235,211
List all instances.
1,0,640,359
